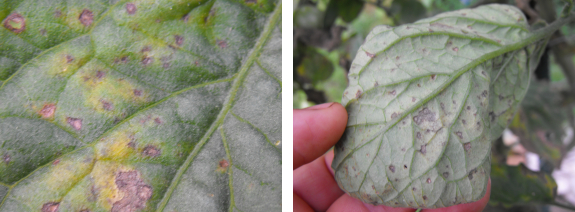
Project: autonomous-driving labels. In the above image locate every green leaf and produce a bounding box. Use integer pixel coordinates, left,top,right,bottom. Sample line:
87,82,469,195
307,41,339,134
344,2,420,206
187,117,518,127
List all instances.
489,159,557,205
0,0,281,211
332,4,549,208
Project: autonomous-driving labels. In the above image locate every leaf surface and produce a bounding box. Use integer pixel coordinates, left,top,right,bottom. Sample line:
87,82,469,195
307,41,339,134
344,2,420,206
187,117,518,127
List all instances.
332,4,547,208
0,0,282,211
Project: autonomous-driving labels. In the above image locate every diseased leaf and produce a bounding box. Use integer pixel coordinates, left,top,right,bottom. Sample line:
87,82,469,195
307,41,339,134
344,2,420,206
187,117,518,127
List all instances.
0,0,281,211
332,4,549,208
489,157,557,205
509,80,570,167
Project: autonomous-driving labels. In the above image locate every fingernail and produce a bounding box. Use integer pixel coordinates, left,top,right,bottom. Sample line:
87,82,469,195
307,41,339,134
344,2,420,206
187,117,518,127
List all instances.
306,102,335,110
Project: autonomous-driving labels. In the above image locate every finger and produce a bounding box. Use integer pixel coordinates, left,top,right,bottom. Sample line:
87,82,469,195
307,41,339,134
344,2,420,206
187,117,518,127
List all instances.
422,179,491,212
294,192,315,212
294,153,345,211
324,150,336,176
327,193,417,212
294,102,347,169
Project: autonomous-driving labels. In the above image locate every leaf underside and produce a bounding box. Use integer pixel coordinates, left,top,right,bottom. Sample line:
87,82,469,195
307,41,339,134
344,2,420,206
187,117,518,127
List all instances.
332,4,546,208
0,0,282,211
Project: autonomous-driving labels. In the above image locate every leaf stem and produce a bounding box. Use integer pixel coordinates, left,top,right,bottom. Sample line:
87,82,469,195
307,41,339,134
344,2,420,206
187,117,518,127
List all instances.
415,209,422,212
550,201,575,211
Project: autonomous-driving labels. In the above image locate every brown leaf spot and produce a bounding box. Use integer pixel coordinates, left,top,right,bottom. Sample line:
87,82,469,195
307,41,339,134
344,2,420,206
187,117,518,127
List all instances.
54,10,62,18
96,70,105,79
412,97,416,102
416,132,422,139
431,74,436,80
67,117,82,130
142,145,161,157
39,104,56,119
466,106,471,110
417,84,421,87
420,145,426,154
126,3,137,15
452,47,459,52
174,35,184,46
423,195,427,200
41,202,59,212
462,119,466,124
396,56,400,60
456,131,463,139
482,90,488,98
412,187,416,191
388,165,395,173
3,13,25,33
133,89,142,97
52,159,60,165
2,154,10,164
101,99,114,111
468,171,474,180
426,178,431,183
374,81,379,87
154,117,162,124
442,172,449,178
463,142,472,152
142,57,153,66
219,159,229,169
217,39,227,49
389,90,396,95
355,90,362,99
79,9,93,27
365,52,375,58
404,165,408,169
65,55,74,63
111,171,152,212
391,112,398,119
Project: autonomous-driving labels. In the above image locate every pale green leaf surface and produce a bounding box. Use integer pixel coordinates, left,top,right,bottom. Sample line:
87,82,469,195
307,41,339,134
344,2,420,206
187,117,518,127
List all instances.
332,4,546,208
0,0,281,211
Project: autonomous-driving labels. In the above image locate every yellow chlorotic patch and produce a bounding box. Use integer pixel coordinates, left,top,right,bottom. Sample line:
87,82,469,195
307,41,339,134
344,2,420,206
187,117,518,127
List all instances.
48,53,84,77
45,156,95,191
79,69,150,115
96,131,135,160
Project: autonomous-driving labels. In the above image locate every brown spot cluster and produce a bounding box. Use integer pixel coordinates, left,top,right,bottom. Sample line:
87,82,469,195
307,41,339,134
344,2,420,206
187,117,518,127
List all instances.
3,13,25,33
41,202,59,212
413,107,436,125
111,171,153,212
79,9,93,27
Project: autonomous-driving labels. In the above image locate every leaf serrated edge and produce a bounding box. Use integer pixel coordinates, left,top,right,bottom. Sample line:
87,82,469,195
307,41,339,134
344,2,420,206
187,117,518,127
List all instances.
155,2,282,211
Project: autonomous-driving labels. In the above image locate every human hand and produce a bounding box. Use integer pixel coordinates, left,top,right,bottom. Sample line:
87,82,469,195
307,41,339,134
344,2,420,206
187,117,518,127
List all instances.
293,102,491,212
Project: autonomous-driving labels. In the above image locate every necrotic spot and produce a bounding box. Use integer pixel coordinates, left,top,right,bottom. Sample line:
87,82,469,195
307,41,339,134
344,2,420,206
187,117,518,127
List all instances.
112,171,152,212
41,202,59,212
66,117,83,130
126,3,137,15
3,13,25,33
388,165,395,173
79,9,93,27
